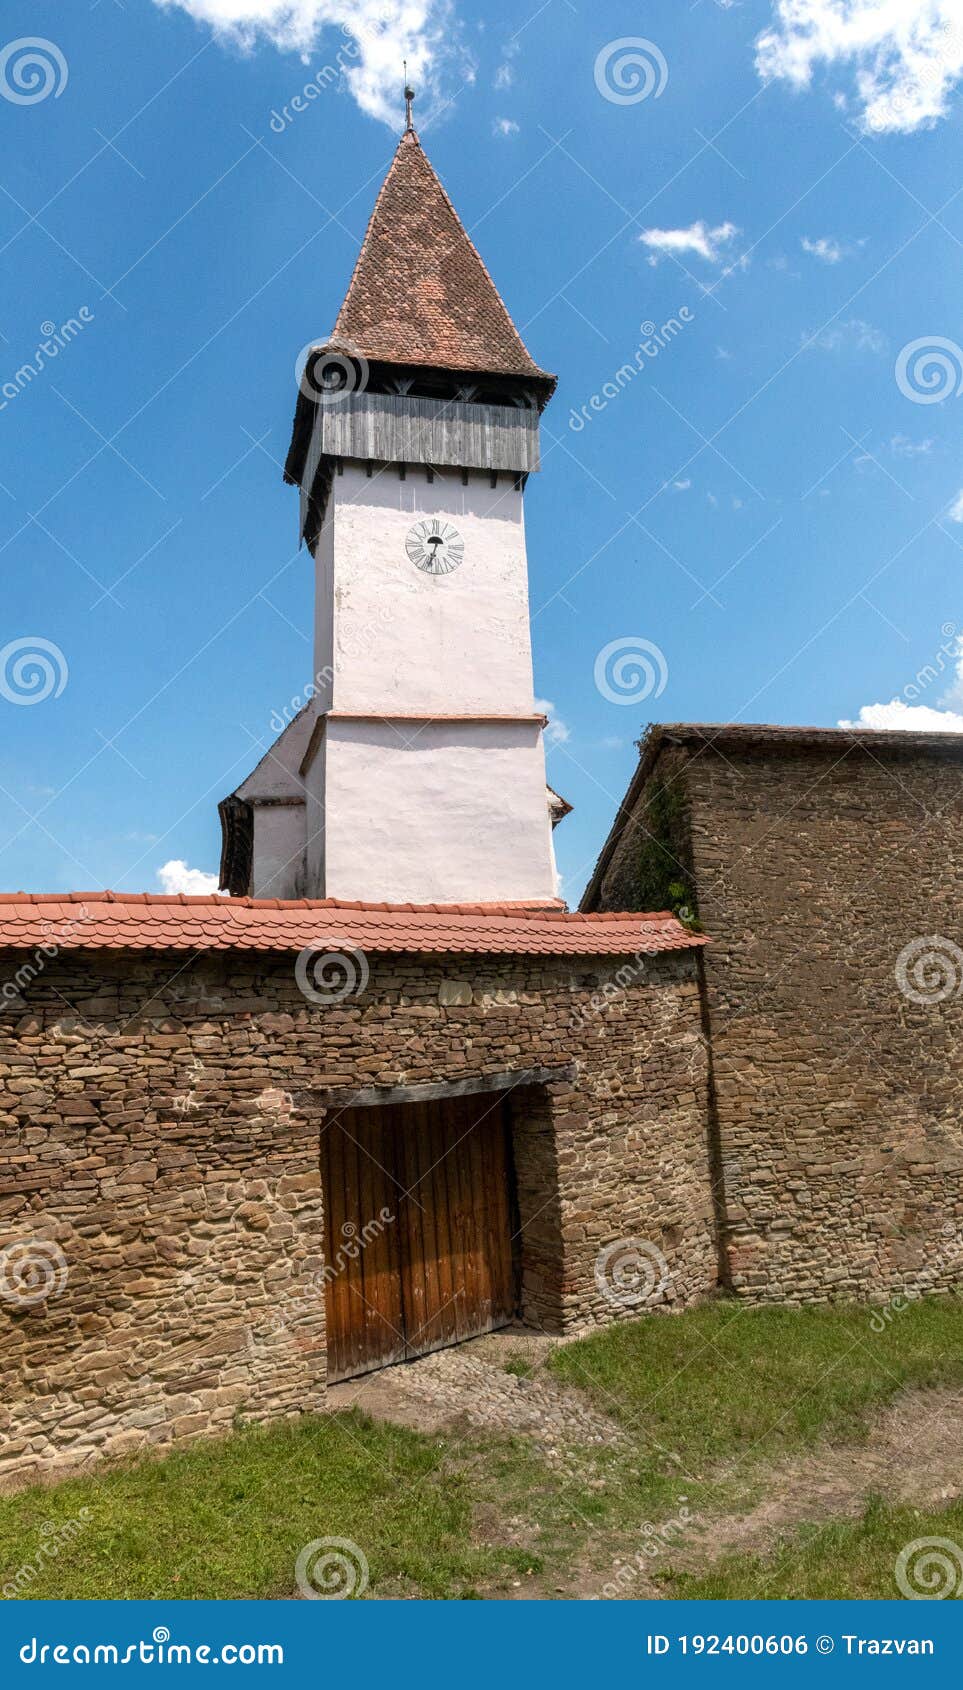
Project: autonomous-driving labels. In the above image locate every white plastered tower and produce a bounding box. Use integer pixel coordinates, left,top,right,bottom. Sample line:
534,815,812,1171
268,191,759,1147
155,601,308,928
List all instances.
219,118,568,904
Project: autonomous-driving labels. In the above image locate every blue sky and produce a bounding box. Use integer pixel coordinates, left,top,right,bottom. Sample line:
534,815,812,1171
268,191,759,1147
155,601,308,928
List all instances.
2,0,963,906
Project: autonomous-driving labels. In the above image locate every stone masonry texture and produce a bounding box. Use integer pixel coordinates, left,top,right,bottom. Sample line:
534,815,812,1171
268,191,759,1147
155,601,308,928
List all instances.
591,736,963,1305
0,947,712,1487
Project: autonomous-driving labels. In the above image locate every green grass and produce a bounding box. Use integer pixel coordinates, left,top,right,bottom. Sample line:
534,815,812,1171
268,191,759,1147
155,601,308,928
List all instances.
550,1299,963,1475
0,1411,535,1600
503,1354,535,1380
662,1497,963,1600
3,1299,962,1600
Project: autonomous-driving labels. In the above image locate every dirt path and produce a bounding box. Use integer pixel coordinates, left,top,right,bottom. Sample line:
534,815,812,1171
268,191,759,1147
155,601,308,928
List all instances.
708,1385,963,1550
569,1385,963,1601
326,1333,963,1601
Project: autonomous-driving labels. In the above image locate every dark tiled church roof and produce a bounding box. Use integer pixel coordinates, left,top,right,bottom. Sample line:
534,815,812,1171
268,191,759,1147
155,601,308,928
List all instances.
333,129,552,382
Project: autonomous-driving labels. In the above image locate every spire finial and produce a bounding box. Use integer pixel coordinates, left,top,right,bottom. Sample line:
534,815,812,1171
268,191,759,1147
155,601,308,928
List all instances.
403,62,415,132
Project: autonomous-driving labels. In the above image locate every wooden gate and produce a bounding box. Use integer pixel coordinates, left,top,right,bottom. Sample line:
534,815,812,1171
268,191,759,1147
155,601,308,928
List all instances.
322,1094,517,1383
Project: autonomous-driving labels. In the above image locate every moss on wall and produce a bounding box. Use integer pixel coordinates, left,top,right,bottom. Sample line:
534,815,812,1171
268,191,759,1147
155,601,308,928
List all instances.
636,776,699,926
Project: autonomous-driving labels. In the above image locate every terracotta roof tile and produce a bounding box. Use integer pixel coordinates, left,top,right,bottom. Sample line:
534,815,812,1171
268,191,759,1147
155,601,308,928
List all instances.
0,894,706,958
333,130,551,382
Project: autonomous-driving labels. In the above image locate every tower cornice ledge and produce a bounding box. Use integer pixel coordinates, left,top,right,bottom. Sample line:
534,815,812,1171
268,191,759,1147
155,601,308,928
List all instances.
298,711,549,779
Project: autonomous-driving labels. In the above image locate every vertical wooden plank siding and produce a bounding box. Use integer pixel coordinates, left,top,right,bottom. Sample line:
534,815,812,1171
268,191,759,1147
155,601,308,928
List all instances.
315,392,542,475
322,1095,517,1382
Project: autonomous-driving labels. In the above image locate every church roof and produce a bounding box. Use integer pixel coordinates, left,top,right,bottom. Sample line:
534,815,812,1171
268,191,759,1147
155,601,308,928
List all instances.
0,893,706,957
332,129,553,385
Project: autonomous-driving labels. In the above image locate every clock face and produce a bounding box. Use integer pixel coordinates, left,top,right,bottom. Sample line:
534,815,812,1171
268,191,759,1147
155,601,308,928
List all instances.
405,519,465,577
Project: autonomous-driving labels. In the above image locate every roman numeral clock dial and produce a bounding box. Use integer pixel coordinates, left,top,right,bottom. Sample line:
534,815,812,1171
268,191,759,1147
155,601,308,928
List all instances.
406,518,465,576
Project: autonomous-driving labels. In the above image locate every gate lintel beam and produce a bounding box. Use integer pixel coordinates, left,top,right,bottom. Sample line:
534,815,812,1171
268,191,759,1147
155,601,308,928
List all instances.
293,1064,576,1111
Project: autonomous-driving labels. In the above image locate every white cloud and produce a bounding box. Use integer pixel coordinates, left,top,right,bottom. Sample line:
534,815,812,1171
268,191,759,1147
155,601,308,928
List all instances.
890,433,933,457
807,316,886,353
839,698,963,731
948,489,963,523
157,859,225,896
493,116,519,136
638,220,741,267
840,636,963,731
673,479,692,491
535,698,570,746
152,0,463,126
494,62,513,89
756,0,963,135
801,234,844,262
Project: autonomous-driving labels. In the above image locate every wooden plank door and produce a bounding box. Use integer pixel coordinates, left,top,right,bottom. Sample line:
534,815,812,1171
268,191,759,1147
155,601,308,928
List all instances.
322,1107,407,1383
396,1094,516,1360
322,1095,517,1383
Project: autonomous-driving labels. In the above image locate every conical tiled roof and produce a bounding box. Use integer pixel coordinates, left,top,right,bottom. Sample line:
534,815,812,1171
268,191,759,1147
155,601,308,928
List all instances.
333,130,552,384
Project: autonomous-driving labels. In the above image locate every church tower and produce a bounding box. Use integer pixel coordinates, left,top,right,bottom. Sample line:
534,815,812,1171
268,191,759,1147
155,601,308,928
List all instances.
219,108,567,904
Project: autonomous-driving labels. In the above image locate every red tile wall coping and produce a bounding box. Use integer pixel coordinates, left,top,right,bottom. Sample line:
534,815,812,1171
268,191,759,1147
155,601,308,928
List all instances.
0,894,708,956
